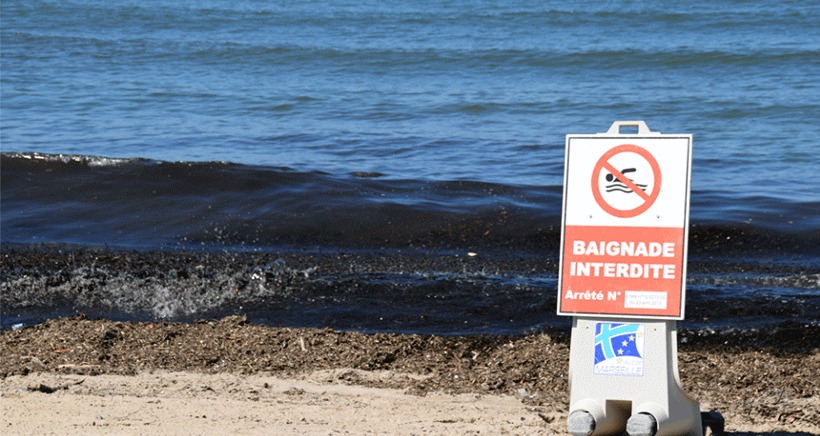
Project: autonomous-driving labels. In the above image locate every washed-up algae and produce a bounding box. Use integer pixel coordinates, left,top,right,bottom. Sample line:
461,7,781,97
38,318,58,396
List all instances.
2,315,817,431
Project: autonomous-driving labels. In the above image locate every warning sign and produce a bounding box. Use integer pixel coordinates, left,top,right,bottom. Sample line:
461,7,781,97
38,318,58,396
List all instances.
591,144,661,218
558,122,692,319
559,225,685,318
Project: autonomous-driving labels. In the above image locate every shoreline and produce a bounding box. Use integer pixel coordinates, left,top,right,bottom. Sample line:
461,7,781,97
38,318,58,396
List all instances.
3,246,818,433
2,316,818,434
3,246,818,338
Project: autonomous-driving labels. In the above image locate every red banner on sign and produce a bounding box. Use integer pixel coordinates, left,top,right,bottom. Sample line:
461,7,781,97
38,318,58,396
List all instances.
559,225,685,317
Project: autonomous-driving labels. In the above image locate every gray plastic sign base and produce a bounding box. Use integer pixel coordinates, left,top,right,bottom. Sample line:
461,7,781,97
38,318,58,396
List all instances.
567,317,702,435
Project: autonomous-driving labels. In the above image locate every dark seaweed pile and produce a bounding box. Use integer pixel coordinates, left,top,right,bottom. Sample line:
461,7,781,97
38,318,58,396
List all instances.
1,315,817,430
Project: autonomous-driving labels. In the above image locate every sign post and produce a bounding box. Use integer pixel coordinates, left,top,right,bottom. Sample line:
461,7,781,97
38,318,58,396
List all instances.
558,121,717,435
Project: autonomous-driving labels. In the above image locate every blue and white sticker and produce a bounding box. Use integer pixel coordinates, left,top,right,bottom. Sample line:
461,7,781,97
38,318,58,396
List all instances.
594,323,645,376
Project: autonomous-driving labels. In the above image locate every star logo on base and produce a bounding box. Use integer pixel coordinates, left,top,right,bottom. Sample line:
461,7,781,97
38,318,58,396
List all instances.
593,323,645,376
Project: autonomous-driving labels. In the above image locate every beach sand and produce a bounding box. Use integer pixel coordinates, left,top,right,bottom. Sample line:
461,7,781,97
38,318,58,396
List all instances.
2,370,558,434
1,316,818,434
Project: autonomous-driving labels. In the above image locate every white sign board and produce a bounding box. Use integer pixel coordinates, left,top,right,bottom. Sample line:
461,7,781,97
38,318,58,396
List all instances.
558,121,693,319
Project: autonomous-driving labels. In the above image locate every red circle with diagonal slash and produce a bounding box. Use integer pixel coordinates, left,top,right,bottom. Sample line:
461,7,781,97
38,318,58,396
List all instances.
591,144,662,218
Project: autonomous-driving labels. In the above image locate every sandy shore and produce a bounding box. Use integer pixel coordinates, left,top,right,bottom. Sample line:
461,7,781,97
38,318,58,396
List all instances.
2,370,562,435
2,316,818,434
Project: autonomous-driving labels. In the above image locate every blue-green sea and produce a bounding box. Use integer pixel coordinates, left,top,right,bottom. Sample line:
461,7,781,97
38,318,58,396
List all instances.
2,0,818,333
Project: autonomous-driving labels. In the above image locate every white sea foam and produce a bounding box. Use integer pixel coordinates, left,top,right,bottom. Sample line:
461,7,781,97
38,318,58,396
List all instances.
9,152,142,167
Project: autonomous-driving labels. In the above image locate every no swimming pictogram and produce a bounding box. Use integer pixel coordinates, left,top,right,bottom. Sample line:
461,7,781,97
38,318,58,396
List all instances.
591,144,661,218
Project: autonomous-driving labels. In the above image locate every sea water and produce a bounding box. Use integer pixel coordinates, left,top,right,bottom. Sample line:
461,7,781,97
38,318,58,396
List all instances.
1,0,818,333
